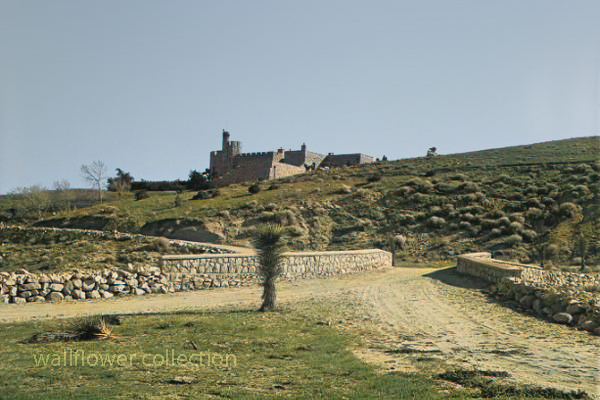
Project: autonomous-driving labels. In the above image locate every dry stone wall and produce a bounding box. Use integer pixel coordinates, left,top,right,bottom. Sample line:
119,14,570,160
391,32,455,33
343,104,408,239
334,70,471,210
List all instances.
457,252,600,335
1,249,391,305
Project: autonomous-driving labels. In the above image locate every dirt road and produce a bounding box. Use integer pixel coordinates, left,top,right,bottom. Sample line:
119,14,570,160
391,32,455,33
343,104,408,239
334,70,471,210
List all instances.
1,266,597,396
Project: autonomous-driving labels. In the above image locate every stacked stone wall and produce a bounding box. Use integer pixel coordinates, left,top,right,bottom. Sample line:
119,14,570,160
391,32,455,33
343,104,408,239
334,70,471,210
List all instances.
457,252,600,334
1,249,392,305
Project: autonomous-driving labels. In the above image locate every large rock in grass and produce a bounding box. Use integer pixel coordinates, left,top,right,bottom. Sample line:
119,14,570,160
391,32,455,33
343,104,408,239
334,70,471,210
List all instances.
553,312,573,325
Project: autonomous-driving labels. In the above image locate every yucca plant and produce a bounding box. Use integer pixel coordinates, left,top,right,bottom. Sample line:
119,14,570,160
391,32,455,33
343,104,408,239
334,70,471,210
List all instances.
254,224,285,312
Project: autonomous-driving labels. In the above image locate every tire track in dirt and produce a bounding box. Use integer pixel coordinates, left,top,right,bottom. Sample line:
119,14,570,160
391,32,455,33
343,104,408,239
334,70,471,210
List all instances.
357,268,599,397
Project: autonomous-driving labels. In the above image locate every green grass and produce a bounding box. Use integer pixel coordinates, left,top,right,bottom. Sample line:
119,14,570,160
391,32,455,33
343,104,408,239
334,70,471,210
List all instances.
0,302,455,400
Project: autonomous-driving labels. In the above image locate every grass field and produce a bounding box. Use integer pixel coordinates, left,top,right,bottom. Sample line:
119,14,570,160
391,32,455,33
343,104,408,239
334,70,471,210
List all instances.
1,301,457,400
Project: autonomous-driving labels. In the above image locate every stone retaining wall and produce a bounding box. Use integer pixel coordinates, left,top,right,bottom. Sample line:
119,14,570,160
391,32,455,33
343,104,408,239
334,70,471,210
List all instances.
1,249,392,305
457,252,600,335
456,253,523,282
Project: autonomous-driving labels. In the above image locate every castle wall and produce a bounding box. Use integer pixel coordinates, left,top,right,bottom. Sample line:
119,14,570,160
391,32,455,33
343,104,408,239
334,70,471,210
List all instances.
321,153,375,168
269,162,305,179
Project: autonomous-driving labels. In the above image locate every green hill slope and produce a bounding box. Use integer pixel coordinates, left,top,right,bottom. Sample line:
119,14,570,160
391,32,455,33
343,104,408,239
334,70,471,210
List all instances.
2,136,598,271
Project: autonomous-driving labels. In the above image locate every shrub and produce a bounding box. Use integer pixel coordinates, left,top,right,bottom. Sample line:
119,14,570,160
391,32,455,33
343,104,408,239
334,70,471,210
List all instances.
497,216,511,227
525,207,543,220
428,216,446,228
505,234,523,246
558,202,579,218
521,229,537,242
134,190,149,201
367,174,382,183
248,183,261,195
191,189,220,200
458,181,478,193
459,221,472,230
508,221,524,233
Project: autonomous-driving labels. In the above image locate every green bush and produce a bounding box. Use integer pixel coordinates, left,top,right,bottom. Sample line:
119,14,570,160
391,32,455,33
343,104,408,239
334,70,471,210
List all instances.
248,183,261,195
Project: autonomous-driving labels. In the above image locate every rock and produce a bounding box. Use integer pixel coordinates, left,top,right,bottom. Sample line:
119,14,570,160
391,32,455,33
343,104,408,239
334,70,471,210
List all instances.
566,302,585,315
71,279,82,289
580,320,598,332
109,285,128,294
72,289,86,300
19,290,35,298
46,292,64,302
593,327,600,336
553,312,573,325
20,282,41,291
87,290,102,299
82,279,96,292
519,294,536,309
100,291,113,299
62,280,74,295
169,376,196,384
2,295,10,304
13,297,26,304
49,283,64,292
133,288,146,296
139,283,151,293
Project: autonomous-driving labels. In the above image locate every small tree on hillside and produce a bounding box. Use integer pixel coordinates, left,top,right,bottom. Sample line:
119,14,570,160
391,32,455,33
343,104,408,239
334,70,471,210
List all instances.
426,147,438,158
254,224,285,312
81,161,107,204
107,168,134,199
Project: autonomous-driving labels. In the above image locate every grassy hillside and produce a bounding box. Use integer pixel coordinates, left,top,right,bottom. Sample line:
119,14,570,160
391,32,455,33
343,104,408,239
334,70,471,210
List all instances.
1,136,598,271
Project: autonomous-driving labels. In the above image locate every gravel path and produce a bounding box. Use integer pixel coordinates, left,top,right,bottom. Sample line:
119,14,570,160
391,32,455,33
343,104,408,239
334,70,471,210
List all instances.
1,266,597,396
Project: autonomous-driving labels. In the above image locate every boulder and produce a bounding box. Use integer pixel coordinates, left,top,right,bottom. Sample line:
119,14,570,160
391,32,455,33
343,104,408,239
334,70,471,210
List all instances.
19,290,35,298
82,279,96,292
87,290,102,300
133,288,146,296
553,312,573,325
49,283,64,292
20,282,41,291
71,279,82,289
62,280,74,295
566,302,586,315
100,291,114,299
72,289,86,300
46,292,64,302
13,297,26,305
580,320,598,332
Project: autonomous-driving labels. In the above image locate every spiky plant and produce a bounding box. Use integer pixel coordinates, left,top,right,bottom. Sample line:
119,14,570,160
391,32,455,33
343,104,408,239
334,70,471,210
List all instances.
69,316,115,340
254,224,285,312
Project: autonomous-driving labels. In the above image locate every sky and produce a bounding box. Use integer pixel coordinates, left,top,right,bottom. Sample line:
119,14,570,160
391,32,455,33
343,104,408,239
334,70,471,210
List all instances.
1,1,599,194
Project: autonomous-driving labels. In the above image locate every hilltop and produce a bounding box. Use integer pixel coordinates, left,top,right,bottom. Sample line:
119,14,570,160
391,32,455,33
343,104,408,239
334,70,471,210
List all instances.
1,136,598,272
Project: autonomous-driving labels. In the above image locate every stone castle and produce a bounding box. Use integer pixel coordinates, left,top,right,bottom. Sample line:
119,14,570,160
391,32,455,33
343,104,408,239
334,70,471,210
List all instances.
209,130,375,185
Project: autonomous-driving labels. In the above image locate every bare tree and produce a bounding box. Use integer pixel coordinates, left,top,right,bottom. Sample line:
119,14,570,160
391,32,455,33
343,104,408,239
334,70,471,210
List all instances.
53,179,74,212
81,161,107,204
10,185,50,220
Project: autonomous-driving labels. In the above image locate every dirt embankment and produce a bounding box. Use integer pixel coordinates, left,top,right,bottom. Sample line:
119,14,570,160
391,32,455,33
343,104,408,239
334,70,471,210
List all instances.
0,267,597,397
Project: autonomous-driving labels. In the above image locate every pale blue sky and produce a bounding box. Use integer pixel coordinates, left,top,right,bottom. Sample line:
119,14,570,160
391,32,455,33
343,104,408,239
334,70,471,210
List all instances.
1,1,599,194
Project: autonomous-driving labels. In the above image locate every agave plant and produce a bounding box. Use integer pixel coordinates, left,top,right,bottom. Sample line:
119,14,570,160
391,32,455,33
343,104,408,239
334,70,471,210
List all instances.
254,224,285,312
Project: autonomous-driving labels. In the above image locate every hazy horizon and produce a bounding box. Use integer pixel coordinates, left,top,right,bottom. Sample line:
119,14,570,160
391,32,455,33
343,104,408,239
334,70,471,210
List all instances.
2,1,599,193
